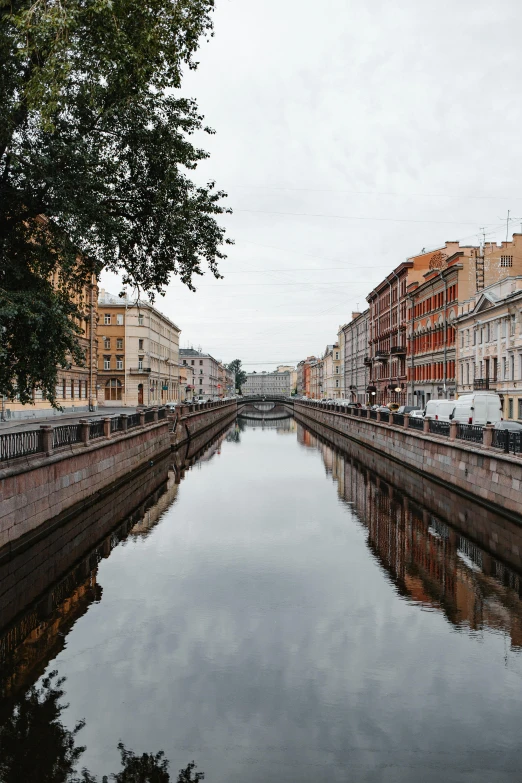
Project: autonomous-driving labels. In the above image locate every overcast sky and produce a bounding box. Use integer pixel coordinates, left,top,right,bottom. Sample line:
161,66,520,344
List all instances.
100,0,522,371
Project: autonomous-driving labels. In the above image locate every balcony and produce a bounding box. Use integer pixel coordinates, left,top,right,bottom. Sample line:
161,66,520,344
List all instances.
129,367,152,374
390,345,406,355
374,350,389,361
363,356,372,366
473,378,497,390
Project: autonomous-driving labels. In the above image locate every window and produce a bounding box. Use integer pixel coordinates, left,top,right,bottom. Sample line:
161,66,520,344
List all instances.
509,398,514,419
138,356,143,370
335,352,339,360
103,338,110,349
116,314,124,325
518,399,522,420
511,354,515,381
501,255,513,267
116,338,123,350
191,360,195,366
105,379,123,401
199,388,203,394
511,314,516,336
473,330,476,345
62,379,66,399
138,339,144,350
503,357,507,379
103,356,111,370
104,314,111,325
460,331,464,348
116,356,123,370
71,380,75,399
200,360,203,365
138,314,144,326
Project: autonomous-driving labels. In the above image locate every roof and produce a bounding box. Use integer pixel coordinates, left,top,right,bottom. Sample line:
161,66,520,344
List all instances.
98,291,181,332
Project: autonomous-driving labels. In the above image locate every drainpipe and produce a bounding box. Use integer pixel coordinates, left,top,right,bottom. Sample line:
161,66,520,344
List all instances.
440,271,448,399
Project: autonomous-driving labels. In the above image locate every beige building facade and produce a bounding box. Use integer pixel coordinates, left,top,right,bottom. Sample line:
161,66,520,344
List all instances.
456,276,522,420
341,310,369,404
97,291,181,407
242,370,292,396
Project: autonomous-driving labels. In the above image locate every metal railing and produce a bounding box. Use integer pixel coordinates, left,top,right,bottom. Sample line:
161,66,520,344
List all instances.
456,423,483,443
408,416,424,431
110,417,123,433
144,409,155,423
158,408,167,420
379,411,389,423
369,409,377,420
493,429,522,455
52,424,82,449
89,420,105,440
429,419,450,437
393,413,405,427
127,413,141,429
0,429,44,462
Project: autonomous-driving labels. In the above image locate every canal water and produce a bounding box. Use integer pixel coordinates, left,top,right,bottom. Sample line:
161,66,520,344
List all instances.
2,416,522,782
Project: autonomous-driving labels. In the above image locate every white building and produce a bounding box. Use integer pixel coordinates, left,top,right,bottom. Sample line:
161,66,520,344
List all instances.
456,276,522,420
242,371,292,396
180,348,221,398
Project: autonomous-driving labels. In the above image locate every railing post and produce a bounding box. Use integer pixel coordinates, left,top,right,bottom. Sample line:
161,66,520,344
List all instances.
120,414,128,432
403,414,410,429
483,424,494,448
389,413,394,426
449,420,458,442
423,418,430,434
376,411,381,423
79,418,90,444
103,417,111,437
40,425,53,456
366,408,371,419
139,411,146,426
153,407,159,422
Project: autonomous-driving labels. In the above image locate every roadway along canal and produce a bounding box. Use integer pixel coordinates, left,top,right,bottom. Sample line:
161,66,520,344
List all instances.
2,416,522,781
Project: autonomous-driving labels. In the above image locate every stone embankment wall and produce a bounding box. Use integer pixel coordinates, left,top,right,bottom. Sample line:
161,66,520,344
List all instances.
170,400,237,448
296,414,522,575
295,402,522,520
0,420,171,553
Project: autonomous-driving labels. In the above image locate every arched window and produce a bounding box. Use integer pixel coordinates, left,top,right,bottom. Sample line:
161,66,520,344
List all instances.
105,379,123,401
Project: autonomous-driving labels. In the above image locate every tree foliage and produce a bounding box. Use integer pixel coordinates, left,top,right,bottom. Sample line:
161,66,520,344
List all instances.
226,359,247,392
0,0,232,404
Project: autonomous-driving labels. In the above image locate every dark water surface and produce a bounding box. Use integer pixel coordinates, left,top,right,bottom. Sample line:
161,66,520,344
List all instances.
2,417,522,782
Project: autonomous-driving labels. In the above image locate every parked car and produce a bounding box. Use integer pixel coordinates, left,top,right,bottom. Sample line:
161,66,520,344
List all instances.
493,420,522,431
452,392,503,426
164,402,179,411
397,405,420,415
387,402,400,411
424,399,456,422
409,409,424,419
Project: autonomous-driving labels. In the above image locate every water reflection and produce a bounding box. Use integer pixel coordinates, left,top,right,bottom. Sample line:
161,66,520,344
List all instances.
297,422,522,650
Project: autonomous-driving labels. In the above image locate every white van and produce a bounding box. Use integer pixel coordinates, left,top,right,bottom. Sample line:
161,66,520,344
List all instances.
452,392,503,426
424,399,456,422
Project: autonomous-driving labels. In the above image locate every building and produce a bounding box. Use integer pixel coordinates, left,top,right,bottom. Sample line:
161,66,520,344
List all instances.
336,327,346,399
322,344,342,398
225,366,236,395
97,291,181,407
242,370,292,396
341,310,369,404
276,365,297,394
2,274,98,420
406,236,522,407
179,348,221,399
456,277,522,421
179,362,195,401
309,358,322,399
367,243,462,406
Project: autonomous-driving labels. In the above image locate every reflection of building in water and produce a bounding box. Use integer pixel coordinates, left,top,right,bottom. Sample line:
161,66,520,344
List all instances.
239,416,296,432
297,423,522,650
130,475,179,538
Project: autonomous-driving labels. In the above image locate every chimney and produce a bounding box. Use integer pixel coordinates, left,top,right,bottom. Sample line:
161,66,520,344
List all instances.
351,311,361,320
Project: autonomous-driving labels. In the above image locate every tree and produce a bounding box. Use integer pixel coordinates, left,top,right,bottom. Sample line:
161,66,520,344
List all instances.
226,359,247,392
0,0,231,405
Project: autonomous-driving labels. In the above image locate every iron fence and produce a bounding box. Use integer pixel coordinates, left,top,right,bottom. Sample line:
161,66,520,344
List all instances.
369,409,377,420
110,417,123,433
52,424,82,449
456,423,483,444
429,419,450,437
89,419,105,440
0,429,43,461
379,411,389,423
493,429,522,455
392,413,405,427
408,416,424,431
157,408,167,420
127,413,141,429
144,409,155,423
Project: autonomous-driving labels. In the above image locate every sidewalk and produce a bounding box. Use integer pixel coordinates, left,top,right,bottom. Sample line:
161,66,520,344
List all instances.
0,407,138,434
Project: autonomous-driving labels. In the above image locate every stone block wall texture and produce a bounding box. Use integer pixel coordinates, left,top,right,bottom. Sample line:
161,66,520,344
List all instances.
171,401,237,447
295,403,522,520
0,421,171,550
